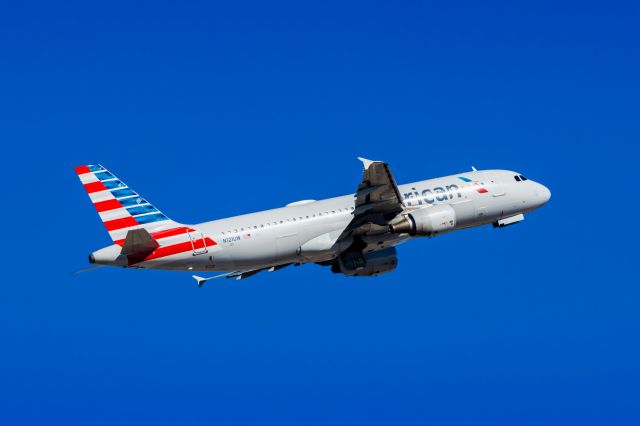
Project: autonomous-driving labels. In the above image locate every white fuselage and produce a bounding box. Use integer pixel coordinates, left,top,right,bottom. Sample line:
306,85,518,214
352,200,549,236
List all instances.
90,169,549,273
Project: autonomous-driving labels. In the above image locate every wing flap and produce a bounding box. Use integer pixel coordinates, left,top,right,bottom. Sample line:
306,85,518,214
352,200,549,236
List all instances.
354,158,405,218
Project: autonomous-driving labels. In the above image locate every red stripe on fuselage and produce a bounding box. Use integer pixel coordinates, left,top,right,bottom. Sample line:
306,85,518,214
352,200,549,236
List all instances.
113,226,197,246
104,216,138,231
129,237,217,265
152,227,195,240
84,181,107,193
75,165,91,175
93,199,123,212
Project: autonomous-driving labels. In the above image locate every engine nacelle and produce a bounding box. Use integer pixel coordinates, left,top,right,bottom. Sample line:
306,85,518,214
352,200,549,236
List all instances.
334,247,398,277
390,205,456,236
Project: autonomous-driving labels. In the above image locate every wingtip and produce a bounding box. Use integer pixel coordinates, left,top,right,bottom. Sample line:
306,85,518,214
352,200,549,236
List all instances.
74,264,105,274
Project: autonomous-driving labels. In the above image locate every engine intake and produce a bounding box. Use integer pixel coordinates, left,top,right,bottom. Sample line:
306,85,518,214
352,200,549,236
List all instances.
391,205,456,236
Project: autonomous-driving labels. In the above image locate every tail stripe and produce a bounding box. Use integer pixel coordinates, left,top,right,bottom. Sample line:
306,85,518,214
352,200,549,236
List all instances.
98,208,130,222
118,196,147,207
75,164,174,242
75,165,91,175
103,180,127,190
136,213,168,224
94,171,115,181
112,188,136,198
89,190,115,204
93,199,123,212
126,205,159,216
79,173,99,184
84,181,108,193
104,216,138,231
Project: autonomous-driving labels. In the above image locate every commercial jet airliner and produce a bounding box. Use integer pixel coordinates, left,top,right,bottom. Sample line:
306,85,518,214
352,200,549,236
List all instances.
76,158,550,285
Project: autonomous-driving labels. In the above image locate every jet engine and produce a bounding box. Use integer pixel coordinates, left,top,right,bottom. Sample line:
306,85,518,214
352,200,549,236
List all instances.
390,205,456,236
332,247,398,277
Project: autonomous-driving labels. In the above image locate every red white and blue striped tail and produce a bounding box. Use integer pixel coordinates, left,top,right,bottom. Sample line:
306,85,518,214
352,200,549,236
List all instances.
75,164,182,245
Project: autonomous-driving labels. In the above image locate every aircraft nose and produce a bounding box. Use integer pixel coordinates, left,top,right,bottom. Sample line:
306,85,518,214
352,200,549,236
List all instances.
537,183,551,204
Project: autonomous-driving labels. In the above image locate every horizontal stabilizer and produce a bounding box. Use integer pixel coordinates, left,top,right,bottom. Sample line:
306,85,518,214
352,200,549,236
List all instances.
121,228,159,256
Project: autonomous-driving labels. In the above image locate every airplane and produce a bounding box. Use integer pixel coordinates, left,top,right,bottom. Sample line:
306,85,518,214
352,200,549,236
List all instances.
76,158,550,285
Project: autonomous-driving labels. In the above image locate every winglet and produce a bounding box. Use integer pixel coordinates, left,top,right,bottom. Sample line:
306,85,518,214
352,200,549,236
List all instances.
357,157,379,170
192,275,208,287
192,272,233,287
74,265,106,274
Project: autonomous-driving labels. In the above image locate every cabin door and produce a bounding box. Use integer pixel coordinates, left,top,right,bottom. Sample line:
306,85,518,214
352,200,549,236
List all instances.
188,231,208,255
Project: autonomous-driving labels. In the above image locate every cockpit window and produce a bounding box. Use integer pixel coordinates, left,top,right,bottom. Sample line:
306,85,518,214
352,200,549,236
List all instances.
520,175,528,181
514,175,521,182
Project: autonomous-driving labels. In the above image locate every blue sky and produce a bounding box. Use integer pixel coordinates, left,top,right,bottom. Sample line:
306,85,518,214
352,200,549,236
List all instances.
1,1,639,424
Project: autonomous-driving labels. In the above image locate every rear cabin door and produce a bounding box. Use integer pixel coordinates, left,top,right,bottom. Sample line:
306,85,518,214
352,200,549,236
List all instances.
188,231,208,255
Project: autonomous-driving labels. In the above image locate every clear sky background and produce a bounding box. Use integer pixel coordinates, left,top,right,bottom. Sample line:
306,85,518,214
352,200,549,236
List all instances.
1,1,639,424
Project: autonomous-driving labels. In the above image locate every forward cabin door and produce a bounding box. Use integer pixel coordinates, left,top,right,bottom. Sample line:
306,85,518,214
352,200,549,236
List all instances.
485,172,505,197
481,172,506,221
188,230,208,255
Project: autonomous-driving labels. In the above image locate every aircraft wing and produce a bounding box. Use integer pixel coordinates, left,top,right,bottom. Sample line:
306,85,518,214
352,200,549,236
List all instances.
192,263,292,287
342,157,406,237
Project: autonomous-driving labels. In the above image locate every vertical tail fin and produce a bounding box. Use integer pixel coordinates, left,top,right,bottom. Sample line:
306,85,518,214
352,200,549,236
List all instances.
75,164,182,244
